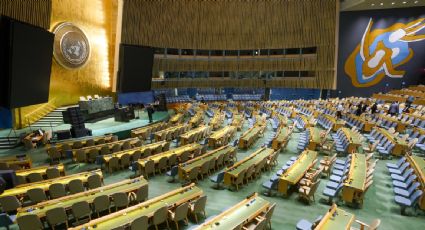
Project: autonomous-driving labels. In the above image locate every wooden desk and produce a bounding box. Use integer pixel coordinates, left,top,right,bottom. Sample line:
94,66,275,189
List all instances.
71,138,140,159
343,153,366,204
239,125,265,149
178,145,236,180
406,155,425,210
231,114,245,131
70,183,203,230
195,193,272,230
189,111,204,127
131,122,168,139
224,148,274,187
208,126,237,148
0,169,103,198
314,204,355,230
101,141,169,164
15,164,65,178
271,126,291,150
0,155,32,169
341,128,362,154
278,150,317,196
136,143,202,173
323,114,344,132
180,125,210,145
209,112,225,130
16,176,147,219
307,127,322,151
376,114,407,133
169,113,184,124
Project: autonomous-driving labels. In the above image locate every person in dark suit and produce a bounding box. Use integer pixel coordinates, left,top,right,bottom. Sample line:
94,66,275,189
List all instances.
371,103,378,114
388,102,399,116
146,104,154,123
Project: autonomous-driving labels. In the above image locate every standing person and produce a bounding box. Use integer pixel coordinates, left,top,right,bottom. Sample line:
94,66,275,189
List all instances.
356,102,363,116
388,102,399,116
147,104,154,123
336,103,343,119
371,102,378,114
404,95,414,112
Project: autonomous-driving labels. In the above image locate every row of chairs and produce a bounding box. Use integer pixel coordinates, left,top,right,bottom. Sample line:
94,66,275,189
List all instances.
317,115,334,130
262,156,299,196
275,107,293,118
344,116,366,131
321,107,337,117
398,113,425,129
297,129,312,151
131,122,169,140
294,116,307,130
332,128,361,155
16,167,62,185
370,114,399,130
298,168,322,204
229,152,278,191
73,140,142,164
140,148,202,179
365,128,402,158
154,125,189,142
297,107,314,117
166,95,191,103
387,157,424,215
232,94,262,101
15,185,148,230
182,150,236,183
195,94,227,101
0,174,103,212
322,155,376,205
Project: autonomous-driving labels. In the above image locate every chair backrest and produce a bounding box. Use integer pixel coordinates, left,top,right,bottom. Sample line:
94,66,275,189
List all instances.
27,173,43,183
93,194,110,213
200,161,210,174
49,183,67,199
192,195,207,214
121,154,131,168
410,190,423,205
235,169,246,185
46,207,68,227
168,154,178,166
72,201,91,219
17,214,43,230
88,174,102,189
73,141,83,149
145,160,155,175
187,167,199,181
408,182,421,195
131,215,148,230
367,219,381,230
0,195,21,213
27,188,47,204
76,149,87,162
153,206,168,225
158,157,168,170
173,202,189,221
46,167,61,179
69,179,85,194
112,192,129,209
101,146,110,155
86,139,95,147
112,144,121,153
136,184,148,203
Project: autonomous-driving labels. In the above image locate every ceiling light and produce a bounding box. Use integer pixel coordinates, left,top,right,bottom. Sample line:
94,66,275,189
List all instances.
392,2,395,4
380,2,384,5
415,0,418,3
371,3,375,6
403,1,407,3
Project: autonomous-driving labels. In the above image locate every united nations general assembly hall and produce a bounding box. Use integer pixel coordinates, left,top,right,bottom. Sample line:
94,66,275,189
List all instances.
0,0,424,229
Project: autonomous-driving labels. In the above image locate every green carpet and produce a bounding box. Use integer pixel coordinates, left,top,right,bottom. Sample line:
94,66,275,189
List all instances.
0,111,424,230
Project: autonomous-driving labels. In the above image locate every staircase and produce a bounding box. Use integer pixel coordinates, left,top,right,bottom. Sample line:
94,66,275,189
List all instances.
0,136,20,149
30,107,68,128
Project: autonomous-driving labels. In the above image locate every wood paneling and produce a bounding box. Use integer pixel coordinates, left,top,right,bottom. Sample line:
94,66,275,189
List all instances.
0,0,51,29
122,0,338,89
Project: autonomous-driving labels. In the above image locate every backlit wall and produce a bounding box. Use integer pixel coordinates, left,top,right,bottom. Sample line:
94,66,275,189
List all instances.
336,7,425,97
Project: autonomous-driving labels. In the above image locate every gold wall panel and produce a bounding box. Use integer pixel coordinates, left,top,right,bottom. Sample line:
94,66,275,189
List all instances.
5,0,118,128
122,0,337,89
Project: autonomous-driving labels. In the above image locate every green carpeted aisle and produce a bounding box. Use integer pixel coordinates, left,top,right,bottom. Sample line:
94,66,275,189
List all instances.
0,111,424,229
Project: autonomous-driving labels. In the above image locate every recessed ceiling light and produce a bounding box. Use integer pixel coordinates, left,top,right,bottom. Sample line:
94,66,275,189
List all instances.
392,2,395,4
371,3,375,6
403,1,407,3
415,0,418,3
380,2,384,5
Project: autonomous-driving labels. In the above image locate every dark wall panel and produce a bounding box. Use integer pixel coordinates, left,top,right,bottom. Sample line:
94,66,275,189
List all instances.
336,7,425,97
118,44,154,93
